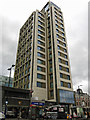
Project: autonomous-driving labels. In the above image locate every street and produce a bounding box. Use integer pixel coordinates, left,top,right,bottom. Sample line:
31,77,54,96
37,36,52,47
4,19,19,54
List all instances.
5,118,90,120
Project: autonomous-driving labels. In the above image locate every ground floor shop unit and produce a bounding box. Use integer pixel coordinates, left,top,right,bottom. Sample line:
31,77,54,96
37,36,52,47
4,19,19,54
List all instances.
1,86,30,118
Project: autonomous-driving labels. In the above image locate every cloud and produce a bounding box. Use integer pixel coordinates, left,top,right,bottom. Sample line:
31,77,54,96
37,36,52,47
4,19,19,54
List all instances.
1,0,88,94
62,1,88,93
1,17,21,76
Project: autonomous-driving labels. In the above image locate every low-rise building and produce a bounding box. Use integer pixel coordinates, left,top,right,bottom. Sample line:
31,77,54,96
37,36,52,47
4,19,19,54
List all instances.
75,89,90,108
1,86,45,118
2,86,30,118
0,75,13,87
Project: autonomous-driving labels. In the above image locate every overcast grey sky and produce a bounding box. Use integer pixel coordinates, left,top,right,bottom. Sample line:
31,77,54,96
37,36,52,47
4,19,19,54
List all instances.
1,0,88,93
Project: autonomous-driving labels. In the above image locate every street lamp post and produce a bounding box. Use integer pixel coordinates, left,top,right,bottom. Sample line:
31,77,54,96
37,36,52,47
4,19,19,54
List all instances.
7,64,15,87
78,85,83,89
4,64,15,118
29,89,33,119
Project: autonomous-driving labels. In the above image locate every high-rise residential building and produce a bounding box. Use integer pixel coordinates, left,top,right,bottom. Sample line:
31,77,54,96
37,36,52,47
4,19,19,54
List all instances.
14,1,74,108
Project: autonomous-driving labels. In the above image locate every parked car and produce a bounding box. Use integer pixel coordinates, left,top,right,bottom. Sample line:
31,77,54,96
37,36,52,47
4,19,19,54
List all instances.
6,111,15,118
0,112,5,120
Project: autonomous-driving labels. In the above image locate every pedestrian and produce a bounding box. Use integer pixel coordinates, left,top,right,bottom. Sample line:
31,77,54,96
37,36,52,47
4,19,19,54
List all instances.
39,109,42,119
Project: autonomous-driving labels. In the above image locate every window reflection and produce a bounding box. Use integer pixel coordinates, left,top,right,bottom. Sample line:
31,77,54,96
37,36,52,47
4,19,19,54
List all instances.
59,90,75,104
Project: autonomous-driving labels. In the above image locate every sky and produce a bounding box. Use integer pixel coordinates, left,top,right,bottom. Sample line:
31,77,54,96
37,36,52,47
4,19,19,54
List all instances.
0,0,89,93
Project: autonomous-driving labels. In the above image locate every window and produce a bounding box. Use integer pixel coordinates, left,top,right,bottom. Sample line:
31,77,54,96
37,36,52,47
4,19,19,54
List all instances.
37,46,41,50
65,61,68,65
37,73,45,80
29,60,31,65
25,70,27,74
37,66,42,71
28,68,30,72
56,29,59,33
61,28,64,32
55,15,57,19
50,82,53,88
37,46,45,52
66,68,69,72
59,65,62,70
37,59,41,64
60,24,63,27
37,40,45,46
63,43,66,47
56,24,58,28
58,52,60,56
37,66,45,72
60,15,62,19
49,54,52,58
38,20,42,25
67,75,70,80
28,74,30,80
49,41,51,46
57,40,59,44
63,38,65,41
49,47,52,52
48,36,51,41
37,52,45,58
50,74,53,80
58,58,61,63
38,35,42,39
28,83,30,88
38,12,42,16
64,49,67,53
61,81,63,86
48,31,51,36
50,90,54,97
37,59,45,65
49,60,52,64
38,25,42,29
38,30,42,34
59,90,74,104
24,84,26,89
60,73,63,78
25,77,27,82
22,72,24,76
68,83,71,88
26,63,28,68
37,82,41,87
38,16,42,20
49,67,52,72
35,80,42,88
37,52,41,57
56,34,59,38
65,55,67,59
58,45,60,50
60,20,63,23
55,20,58,23
62,33,65,36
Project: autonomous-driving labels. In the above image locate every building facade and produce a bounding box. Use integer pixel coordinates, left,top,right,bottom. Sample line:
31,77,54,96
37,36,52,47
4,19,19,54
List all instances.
14,1,74,107
75,89,90,108
0,75,13,87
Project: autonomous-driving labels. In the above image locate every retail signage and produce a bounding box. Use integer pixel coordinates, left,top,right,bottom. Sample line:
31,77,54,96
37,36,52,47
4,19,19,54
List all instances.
31,102,45,106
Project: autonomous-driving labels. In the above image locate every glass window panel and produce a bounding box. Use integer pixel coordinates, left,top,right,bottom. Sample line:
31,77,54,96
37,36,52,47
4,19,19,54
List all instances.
61,81,63,86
